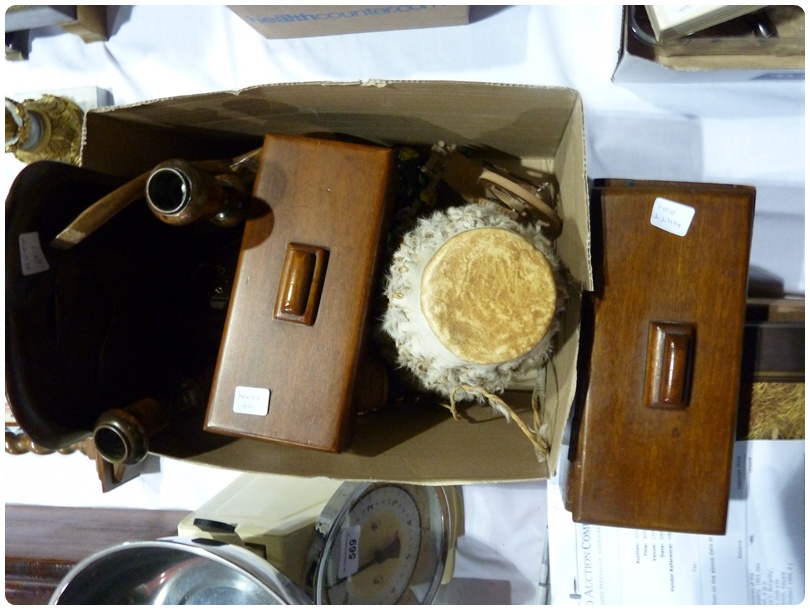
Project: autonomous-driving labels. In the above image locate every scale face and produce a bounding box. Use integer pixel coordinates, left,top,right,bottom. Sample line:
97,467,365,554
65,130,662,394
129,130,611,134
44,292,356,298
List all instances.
307,482,460,605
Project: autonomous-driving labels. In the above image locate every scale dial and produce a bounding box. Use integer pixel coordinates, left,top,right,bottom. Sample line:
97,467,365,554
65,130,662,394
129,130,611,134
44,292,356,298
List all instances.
307,482,458,605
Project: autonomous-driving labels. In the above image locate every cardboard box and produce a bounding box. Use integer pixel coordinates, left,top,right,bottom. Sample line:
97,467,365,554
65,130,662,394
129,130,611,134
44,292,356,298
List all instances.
4,5,108,42
228,5,469,39
59,6,109,43
79,81,591,484
5,5,78,32
613,5,805,83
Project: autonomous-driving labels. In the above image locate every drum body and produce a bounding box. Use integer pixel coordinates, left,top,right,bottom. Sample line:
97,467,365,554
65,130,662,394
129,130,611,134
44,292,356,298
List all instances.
381,202,566,399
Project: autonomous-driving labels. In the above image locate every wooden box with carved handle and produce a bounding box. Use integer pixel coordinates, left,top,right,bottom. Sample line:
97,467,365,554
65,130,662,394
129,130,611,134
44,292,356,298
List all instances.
204,134,394,452
566,179,755,534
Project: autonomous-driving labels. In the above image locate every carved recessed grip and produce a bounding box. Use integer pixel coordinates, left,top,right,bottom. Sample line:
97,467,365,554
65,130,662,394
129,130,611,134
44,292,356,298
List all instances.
274,243,328,325
644,322,695,409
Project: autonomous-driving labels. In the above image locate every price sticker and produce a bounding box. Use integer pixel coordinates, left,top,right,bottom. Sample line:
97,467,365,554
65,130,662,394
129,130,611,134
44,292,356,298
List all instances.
650,198,695,237
19,232,50,276
233,386,270,416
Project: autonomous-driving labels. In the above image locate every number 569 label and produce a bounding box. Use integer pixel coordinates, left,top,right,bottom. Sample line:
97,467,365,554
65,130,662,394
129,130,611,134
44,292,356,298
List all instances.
338,525,361,579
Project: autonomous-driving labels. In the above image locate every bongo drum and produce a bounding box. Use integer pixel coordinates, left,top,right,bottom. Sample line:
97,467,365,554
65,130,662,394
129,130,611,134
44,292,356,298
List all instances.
381,201,566,400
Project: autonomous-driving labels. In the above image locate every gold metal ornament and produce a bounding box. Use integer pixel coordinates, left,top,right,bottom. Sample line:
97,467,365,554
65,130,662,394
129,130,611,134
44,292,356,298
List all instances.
5,94,84,165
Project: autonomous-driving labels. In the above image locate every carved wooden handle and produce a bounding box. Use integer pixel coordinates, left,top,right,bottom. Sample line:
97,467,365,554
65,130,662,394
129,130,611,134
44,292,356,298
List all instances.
644,322,695,409
274,243,328,325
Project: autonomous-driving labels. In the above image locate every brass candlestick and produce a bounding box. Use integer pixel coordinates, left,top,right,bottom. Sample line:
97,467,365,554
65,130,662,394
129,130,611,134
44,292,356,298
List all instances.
5,94,84,165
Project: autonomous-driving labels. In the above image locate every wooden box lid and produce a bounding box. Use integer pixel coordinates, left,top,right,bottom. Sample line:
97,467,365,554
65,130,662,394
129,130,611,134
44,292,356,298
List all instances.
204,134,394,452
566,179,755,534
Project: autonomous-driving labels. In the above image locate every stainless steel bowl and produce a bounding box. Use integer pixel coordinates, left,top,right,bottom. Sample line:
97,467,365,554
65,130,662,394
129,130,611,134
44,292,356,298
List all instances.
49,537,312,605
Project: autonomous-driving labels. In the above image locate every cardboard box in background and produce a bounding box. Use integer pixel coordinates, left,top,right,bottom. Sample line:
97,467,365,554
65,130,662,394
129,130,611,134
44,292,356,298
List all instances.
227,5,469,39
79,80,590,484
60,5,109,43
4,5,108,42
5,5,79,31
613,5,805,83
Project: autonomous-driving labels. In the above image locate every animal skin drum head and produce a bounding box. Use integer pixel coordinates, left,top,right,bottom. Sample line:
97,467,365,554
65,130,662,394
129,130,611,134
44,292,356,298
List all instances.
420,227,557,365
381,201,566,399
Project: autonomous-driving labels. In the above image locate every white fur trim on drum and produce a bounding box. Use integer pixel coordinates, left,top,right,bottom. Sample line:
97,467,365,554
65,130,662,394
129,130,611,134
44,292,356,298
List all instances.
381,202,567,400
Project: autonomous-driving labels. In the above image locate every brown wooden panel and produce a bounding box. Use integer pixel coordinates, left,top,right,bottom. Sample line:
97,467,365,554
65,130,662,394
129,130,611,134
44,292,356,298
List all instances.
566,181,754,534
204,134,394,452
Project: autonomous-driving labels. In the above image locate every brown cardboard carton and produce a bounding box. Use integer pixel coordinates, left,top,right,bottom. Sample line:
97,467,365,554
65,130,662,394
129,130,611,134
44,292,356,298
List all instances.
227,5,469,39
78,80,590,483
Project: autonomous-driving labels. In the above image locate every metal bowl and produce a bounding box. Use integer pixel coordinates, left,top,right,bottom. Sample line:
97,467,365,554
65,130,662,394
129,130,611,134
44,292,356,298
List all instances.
49,537,311,605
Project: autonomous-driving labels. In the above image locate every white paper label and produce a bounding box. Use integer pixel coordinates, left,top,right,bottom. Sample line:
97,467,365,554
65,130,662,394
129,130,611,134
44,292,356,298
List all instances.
338,524,361,579
650,198,695,237
233,386,270,416
19,232,49,276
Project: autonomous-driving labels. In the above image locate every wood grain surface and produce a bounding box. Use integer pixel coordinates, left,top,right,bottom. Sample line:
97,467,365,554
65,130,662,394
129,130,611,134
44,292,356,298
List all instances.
204,134,394,452
566,180,755,534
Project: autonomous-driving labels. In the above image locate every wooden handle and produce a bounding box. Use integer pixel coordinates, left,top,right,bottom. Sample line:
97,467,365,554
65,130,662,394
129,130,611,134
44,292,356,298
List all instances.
279,248,316,317
644,322,695,409
49,147,262,250
49,172,150,249
274,243,328,325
